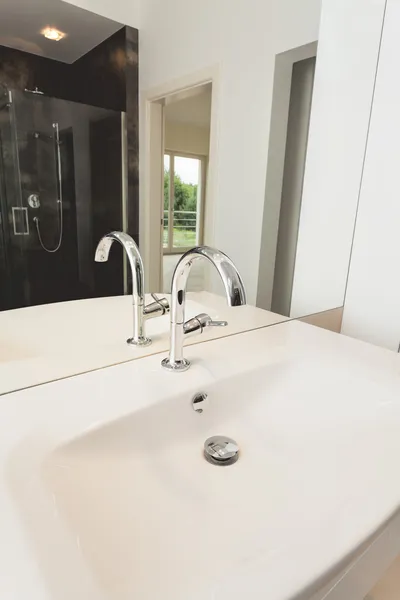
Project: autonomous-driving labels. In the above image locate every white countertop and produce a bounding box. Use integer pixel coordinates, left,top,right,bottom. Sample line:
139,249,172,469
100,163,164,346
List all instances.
1,320,400,599
0,292,287,395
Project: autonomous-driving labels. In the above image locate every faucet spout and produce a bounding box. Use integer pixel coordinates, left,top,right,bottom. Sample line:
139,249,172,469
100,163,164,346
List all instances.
95,231,151,346
162,246,246,372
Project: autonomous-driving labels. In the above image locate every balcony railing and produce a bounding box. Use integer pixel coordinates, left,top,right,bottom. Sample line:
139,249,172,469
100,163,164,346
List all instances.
163,210,198,249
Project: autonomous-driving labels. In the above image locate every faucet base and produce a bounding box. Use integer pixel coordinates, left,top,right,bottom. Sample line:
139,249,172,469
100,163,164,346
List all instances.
161,357,191,372
127,336,152,347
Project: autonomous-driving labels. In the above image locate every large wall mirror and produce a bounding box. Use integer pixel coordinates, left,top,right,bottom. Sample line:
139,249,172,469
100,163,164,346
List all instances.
0,0,385,393
0,0,377,334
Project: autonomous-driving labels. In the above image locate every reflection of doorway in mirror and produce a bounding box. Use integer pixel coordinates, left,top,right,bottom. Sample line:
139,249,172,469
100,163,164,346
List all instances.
271,56,316,316
161,83,212,293
257,42,317,318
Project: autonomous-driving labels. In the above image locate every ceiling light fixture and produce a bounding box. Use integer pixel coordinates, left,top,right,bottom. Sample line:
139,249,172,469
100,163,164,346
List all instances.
41,28,65,42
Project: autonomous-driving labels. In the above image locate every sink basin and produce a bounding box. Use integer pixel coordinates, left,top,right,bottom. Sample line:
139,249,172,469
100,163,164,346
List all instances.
3,320,400,600
44,364,295,600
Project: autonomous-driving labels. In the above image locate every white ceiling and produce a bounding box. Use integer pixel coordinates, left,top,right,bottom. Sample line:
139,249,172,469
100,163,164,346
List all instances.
165,85,212,128
62,0,139,29
0,0,124,64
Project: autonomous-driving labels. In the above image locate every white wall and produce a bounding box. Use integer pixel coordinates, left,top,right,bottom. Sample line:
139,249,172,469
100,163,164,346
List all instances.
139,0,322,304
165,121,210,156
289,0,386,317
342,0,400,351
61,0,139,27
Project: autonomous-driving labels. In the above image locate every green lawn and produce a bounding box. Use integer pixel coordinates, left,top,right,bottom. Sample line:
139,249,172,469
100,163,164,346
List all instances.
163,227,196,249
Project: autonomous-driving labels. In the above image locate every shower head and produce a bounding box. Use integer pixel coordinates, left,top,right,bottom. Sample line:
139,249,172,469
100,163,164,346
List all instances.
24,87,44,95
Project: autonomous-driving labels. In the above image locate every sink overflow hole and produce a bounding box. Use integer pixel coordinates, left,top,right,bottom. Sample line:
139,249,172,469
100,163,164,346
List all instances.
192,392,208,413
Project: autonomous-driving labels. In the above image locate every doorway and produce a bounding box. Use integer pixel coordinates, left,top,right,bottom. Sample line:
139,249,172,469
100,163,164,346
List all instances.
162,84,211,291
142,78,215,293
256,42,317,314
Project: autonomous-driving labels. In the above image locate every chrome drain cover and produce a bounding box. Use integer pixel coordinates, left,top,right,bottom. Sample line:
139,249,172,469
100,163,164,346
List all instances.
204,436,239,466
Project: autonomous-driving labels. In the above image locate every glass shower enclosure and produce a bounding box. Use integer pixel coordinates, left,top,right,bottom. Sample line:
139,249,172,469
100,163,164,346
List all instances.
0,84,126,311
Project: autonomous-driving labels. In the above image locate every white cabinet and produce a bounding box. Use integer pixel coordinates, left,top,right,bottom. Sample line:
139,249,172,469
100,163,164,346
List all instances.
342,0,400,351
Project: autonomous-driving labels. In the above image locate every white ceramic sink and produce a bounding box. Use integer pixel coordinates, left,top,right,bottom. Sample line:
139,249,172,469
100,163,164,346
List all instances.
3,320,400,600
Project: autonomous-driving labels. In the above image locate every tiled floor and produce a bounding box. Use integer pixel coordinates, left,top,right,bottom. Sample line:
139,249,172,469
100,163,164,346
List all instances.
366,555,400,599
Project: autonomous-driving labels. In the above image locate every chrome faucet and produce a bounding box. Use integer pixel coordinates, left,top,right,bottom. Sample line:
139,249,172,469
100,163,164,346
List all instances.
95,231,169,346
161,246,246,372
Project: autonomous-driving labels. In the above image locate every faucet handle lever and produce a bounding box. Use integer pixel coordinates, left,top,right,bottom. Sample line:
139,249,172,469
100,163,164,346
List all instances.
151,293,169,309
143,294,170,320
184,313,228,336
207,319,228,327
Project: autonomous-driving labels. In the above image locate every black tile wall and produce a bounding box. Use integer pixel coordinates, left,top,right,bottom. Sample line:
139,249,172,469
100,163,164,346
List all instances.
0,25,139,309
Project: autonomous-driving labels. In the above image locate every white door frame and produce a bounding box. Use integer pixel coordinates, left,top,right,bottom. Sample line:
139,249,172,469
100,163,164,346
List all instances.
140,65,220,292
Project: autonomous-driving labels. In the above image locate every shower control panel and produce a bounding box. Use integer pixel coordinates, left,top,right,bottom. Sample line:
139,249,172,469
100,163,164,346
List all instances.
12,207,29,235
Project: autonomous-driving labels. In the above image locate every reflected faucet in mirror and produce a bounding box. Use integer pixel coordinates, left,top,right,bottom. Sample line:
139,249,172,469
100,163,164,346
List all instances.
161,246,246,372
95,232,170,346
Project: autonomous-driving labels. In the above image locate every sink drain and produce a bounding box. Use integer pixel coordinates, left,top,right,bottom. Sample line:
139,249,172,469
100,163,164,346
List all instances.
204,436,239,466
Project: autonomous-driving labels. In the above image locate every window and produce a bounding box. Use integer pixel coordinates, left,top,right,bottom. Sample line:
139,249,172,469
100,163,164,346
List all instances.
163,152,205,253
